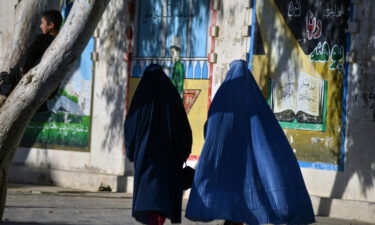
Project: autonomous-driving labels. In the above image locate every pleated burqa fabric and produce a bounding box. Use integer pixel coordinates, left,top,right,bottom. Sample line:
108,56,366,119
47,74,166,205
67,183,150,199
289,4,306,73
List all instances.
186,60,315,224
124,64,192,224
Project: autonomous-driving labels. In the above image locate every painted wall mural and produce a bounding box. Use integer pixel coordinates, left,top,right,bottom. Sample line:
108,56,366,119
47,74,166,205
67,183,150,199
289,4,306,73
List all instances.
250,0,350,169
20,2,94,151
127,0,211,158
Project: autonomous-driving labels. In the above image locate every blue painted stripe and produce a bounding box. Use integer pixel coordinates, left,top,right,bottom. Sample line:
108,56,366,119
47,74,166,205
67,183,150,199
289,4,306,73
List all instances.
133,61,141,78
142,61,147,75
338,0,354,171
299,161,338,171
162,61,167,77
130,59,209,79
202,61,208,79
194,61,202,79
187,61,194,78
169,61,174,78
182,61,187,78
247,0,257,71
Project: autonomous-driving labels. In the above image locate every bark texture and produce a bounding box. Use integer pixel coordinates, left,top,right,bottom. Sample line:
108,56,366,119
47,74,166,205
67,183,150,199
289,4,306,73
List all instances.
0,0,110,220
0,0,47,107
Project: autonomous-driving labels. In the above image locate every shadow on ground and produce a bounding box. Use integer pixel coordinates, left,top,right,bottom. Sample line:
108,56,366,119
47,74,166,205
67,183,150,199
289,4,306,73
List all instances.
1,222,68,225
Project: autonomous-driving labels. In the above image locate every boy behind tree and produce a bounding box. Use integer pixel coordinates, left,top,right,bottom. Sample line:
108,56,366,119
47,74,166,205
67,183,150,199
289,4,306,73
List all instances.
0,10,63,110
22,10,63,75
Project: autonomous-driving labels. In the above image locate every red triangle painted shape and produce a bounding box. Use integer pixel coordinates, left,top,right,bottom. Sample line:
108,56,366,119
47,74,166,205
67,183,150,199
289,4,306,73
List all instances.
183,89,201,114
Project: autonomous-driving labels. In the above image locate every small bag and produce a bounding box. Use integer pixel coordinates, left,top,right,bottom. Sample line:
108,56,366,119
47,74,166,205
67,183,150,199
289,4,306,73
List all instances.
182,164,195,190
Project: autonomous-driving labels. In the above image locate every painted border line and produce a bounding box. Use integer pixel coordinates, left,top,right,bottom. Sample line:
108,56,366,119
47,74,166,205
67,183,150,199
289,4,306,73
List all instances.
338,0,354,171
248,0,257,70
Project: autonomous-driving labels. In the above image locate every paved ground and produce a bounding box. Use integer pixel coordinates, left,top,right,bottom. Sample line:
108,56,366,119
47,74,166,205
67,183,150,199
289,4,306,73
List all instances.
2,184,373,225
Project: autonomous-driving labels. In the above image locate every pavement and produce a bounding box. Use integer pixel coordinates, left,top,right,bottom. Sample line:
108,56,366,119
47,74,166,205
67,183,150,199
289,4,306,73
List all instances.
2,184,373,225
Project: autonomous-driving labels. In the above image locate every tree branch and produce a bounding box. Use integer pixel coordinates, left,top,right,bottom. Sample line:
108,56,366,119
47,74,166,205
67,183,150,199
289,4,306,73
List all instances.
0,0,111,220
0,0,46,108
0,0,46,72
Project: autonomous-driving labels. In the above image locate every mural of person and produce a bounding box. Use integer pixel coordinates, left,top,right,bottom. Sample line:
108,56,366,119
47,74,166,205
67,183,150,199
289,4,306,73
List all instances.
170,35,185,100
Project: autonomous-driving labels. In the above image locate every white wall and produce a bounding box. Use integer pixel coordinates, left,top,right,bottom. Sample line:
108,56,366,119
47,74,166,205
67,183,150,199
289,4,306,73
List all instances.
211,0,252,96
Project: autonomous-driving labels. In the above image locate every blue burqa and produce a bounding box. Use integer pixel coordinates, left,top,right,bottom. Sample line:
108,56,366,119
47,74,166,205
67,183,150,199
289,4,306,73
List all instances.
124,64,192,224
185,60,315,224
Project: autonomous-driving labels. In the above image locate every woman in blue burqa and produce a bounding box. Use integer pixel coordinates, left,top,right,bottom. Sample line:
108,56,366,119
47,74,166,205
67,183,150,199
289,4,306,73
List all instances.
124,64,192,225
185,60,315,225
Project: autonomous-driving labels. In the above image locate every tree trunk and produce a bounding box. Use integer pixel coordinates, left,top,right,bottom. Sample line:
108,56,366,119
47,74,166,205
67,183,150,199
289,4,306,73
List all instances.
0,0,47,107
0,155,14,220
0,0,46,72
0,166,8,220
0,0,110,220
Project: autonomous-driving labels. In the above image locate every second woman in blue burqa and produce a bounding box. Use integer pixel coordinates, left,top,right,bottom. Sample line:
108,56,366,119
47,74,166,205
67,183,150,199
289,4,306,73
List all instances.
185,60,315,225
